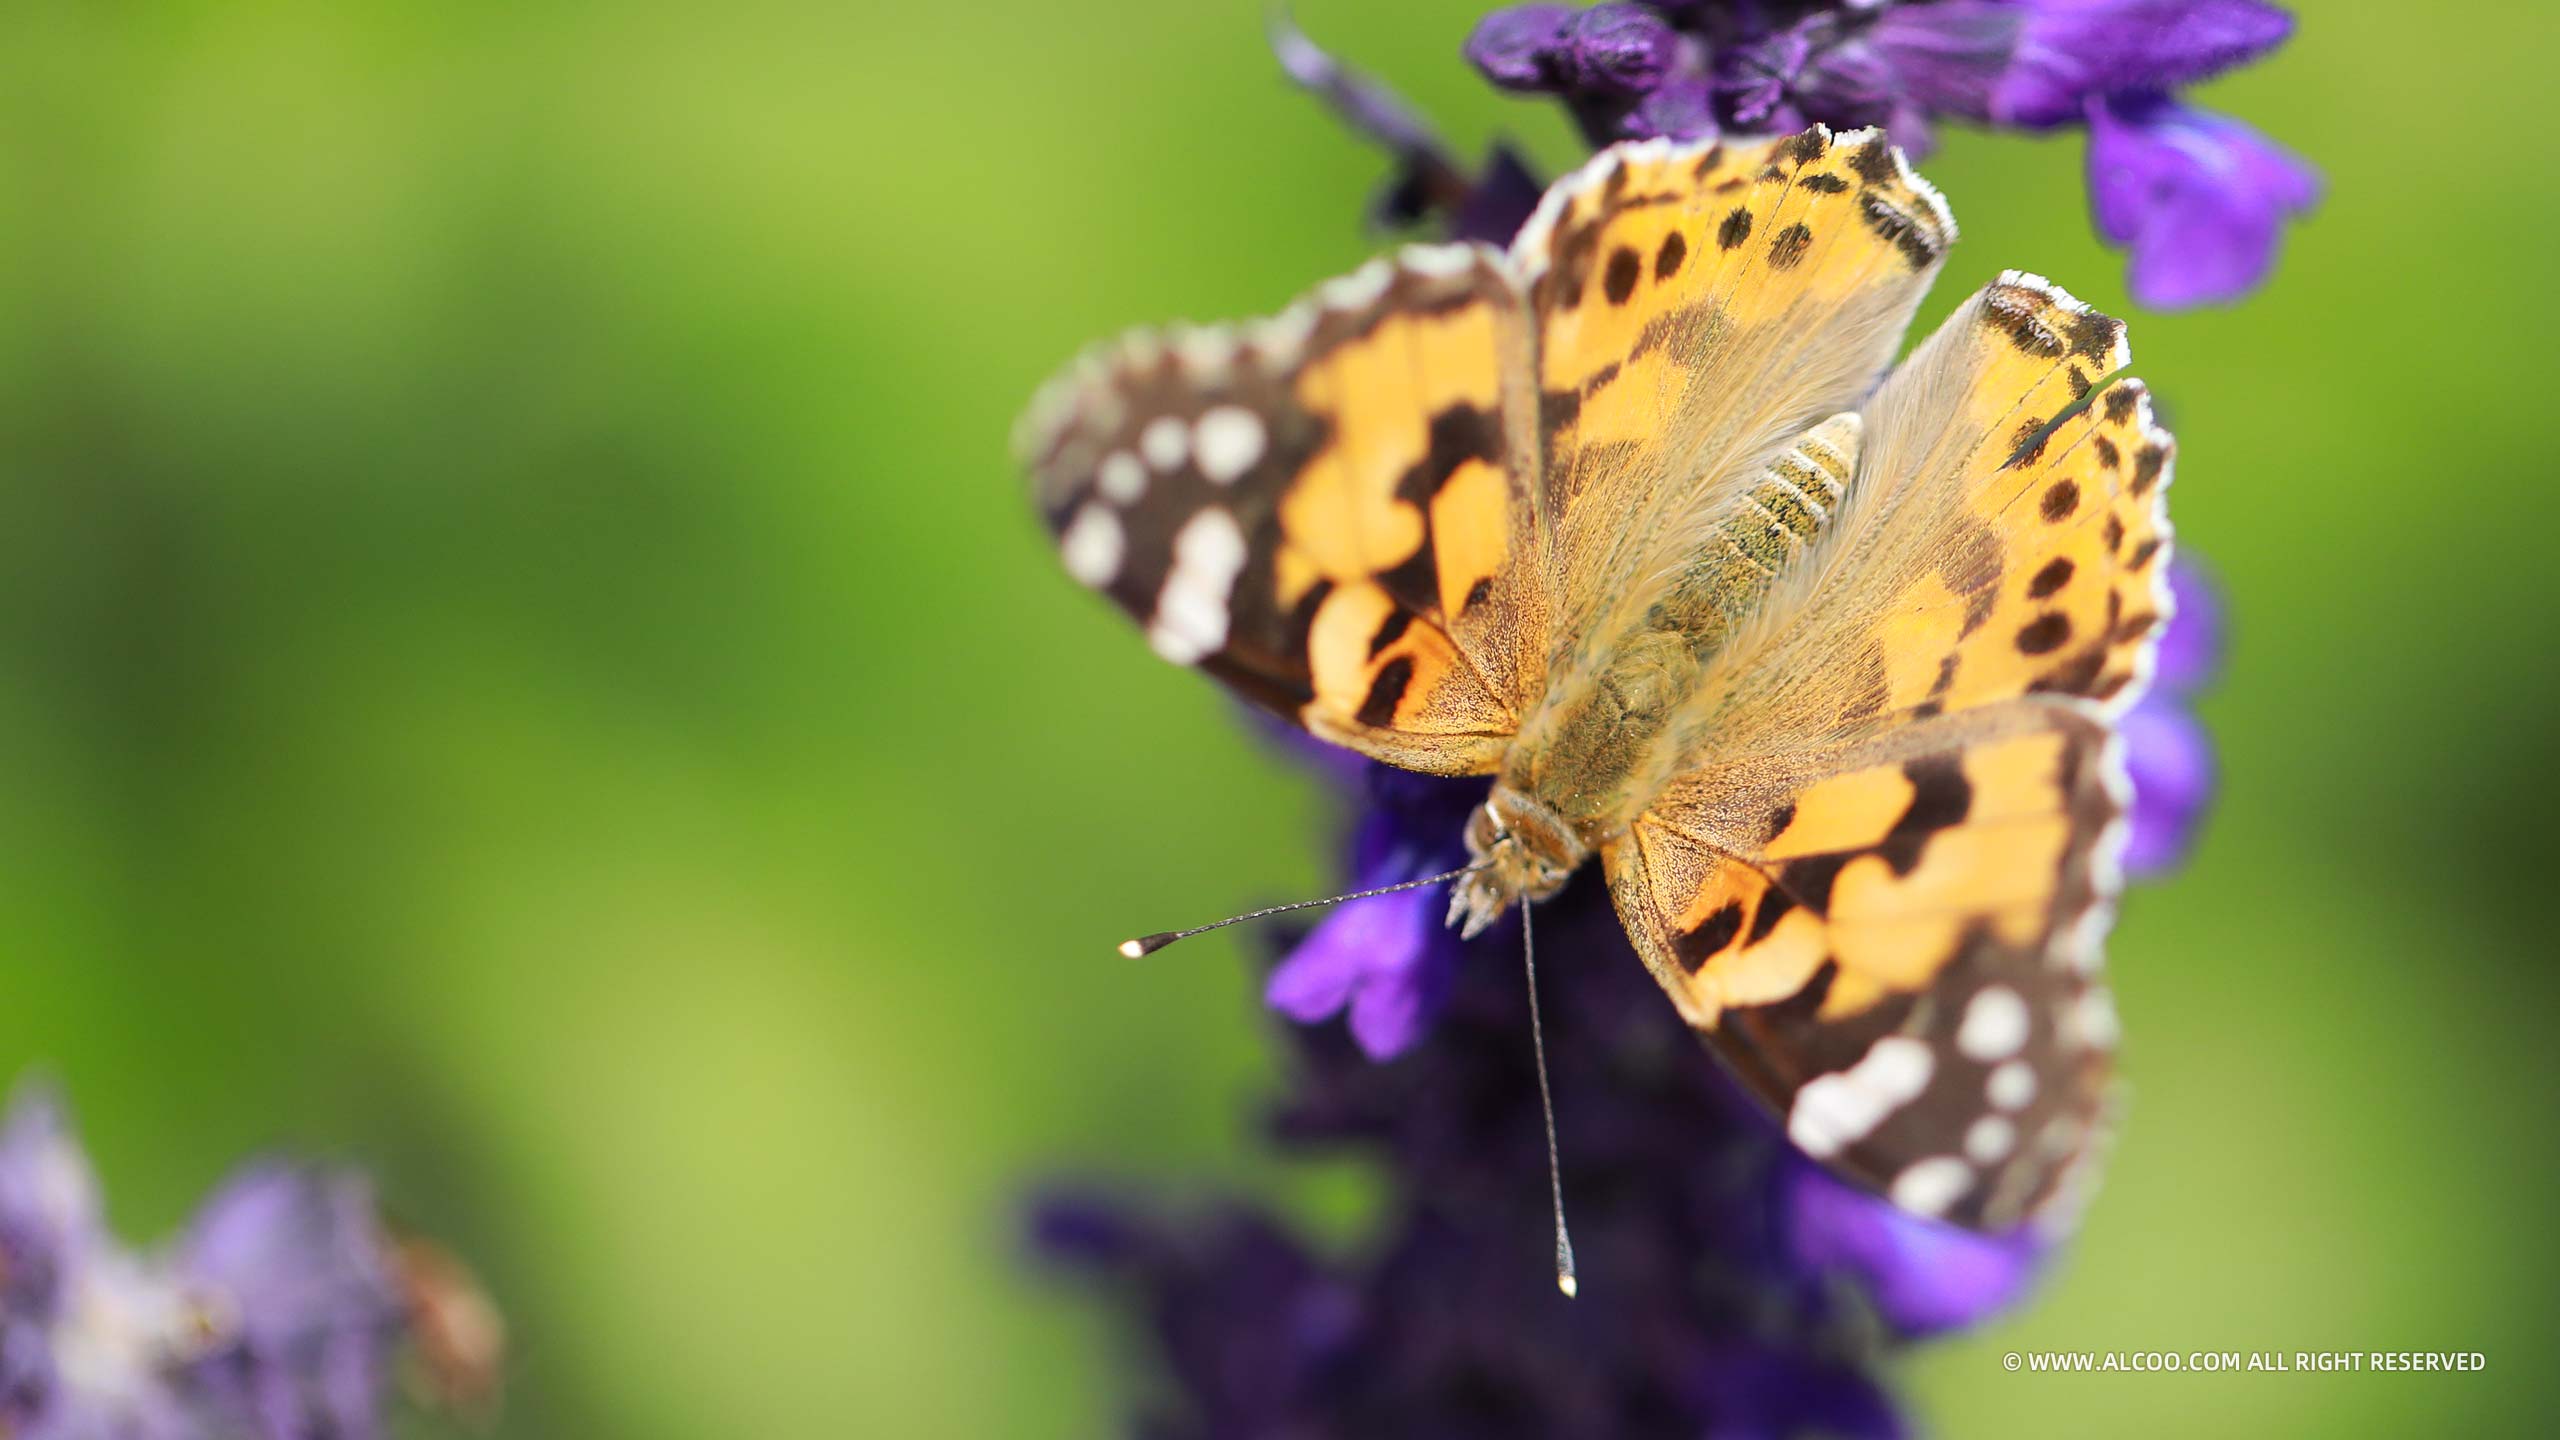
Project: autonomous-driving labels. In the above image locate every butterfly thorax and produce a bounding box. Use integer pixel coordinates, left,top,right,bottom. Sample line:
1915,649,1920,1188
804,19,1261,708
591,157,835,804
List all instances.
1450,411,1871,937
1450,784,1588,938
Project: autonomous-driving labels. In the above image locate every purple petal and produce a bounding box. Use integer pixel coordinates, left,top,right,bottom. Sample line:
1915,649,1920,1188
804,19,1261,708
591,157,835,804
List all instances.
180,1164,402,1440
1344,927,1454,1060
2120,696,2216,876
1264,887,1431,1026
1866,1,2025,122
1714,25,1815,128
1786,1164,2044,1335
1563,4,1679,97
1624,73,1720,142
1465,5,1578,91
0,1083,103,1320
2086,93,2318,308
2151,555,2225,694
0,1318,53,1433
2000,0,2295,128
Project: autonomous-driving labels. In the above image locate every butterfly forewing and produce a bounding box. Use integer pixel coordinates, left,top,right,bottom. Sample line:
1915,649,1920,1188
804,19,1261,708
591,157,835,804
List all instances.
1019,246,1547,775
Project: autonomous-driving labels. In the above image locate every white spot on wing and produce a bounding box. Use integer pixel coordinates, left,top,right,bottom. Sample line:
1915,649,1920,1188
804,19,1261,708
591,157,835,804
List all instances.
2061,988,2120,1051
1956,985,2030,1062
1964,1115,2016,1165
1148,508,1247,663
1141,416,1189,471
1987,1059,2036,1111
1192,406,1266,485
1097,451,1147,504
1060,504,1123,588
1788,1035,1933,1160
1888,1156,1972,1218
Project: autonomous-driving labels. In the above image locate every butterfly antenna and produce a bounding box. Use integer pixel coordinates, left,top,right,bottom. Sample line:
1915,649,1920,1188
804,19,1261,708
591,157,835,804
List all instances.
1118,864,1483,958
1523,899,1579,1298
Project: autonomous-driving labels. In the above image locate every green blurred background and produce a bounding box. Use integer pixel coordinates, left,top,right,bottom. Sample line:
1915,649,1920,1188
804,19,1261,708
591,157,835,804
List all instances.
3,0,2553,1434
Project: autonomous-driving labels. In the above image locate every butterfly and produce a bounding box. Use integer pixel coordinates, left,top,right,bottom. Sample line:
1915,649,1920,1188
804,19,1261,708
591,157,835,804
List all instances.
1017,125,2171,1235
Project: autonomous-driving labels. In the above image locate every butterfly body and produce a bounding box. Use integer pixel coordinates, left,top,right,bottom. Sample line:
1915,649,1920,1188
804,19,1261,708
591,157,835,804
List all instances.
1022,126,2172,1232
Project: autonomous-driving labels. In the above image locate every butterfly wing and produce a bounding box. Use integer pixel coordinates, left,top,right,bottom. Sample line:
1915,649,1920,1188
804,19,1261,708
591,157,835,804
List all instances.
1607,707,2126,1229
1605,274,2175,1230
1019,246,1548,775
1510,126,1955,691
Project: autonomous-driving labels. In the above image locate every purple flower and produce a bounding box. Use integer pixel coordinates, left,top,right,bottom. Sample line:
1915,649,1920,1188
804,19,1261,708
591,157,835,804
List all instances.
179,1165,406,1440
0,1079,476,1440
2120,555,2224,875
2087,91,2318,308
1785,1161,2043,1335
1263,764,1482,1060
1998,0,2294,126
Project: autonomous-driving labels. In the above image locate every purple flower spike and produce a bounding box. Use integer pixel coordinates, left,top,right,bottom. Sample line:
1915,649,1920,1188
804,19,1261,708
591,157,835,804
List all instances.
2000,0,2295,127
2087,91,2318,308
1786,1162,2044,1336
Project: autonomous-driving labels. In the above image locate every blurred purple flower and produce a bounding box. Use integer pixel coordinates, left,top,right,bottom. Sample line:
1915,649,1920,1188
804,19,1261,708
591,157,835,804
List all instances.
2087,90,2318,308
179,1165,406,1440
1785,1160,2043,1335
0,1079,458,1440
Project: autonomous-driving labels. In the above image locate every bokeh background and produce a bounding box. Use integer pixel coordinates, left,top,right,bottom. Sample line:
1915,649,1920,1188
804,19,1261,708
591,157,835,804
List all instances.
3,1,2554,1434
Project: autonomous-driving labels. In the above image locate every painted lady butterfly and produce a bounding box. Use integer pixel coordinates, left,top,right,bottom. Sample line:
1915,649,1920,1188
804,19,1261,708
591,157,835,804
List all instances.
1018,126,2171,1235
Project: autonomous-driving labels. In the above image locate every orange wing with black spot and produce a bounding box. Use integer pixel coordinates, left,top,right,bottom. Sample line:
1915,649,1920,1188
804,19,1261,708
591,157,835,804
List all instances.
1017,245,1549,775
1605,708,2125,1229
1605,274,2174,1230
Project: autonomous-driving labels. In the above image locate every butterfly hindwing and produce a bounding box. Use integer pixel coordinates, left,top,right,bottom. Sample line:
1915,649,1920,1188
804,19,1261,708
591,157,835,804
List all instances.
1603,705,2124,1227
1019,246,1550,775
